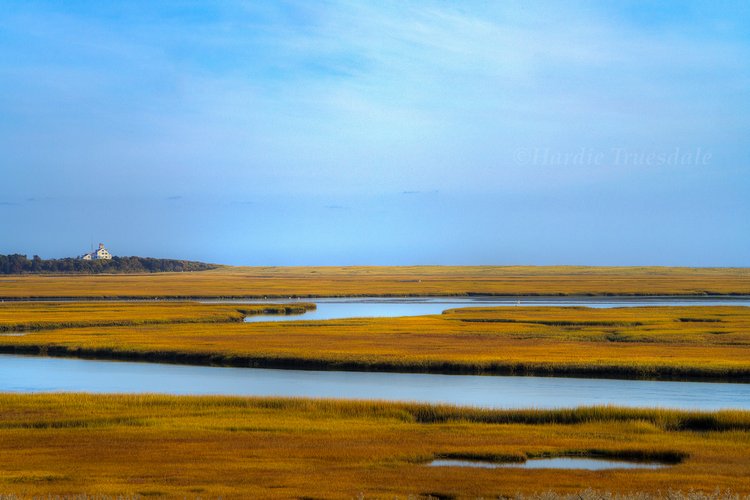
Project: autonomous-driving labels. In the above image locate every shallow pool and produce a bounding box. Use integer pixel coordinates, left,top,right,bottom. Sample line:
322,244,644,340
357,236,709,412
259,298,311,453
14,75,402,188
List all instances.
429,458,669,470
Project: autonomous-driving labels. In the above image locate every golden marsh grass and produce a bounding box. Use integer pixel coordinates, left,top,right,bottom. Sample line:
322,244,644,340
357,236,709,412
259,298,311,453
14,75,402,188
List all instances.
1,265,749,298
0,302,314,332
0,395,749,498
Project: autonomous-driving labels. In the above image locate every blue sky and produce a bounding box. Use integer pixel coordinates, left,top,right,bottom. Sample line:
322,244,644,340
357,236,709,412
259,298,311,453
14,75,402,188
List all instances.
0,1,748,265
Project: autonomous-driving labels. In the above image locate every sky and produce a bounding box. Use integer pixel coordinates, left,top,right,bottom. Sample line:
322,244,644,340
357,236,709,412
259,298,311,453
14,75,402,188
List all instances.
0,0,748,265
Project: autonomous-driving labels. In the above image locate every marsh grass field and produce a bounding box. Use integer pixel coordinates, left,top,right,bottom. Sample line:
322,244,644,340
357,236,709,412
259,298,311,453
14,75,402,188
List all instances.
1,301,750,380
1,266,749,299
1,395,750,498
2,267,750,498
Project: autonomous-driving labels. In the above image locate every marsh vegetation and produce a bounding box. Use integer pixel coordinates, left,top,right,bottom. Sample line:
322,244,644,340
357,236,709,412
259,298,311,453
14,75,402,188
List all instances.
0,395,749,498
1,302,749,381
1,272,749,497
0,265,748,298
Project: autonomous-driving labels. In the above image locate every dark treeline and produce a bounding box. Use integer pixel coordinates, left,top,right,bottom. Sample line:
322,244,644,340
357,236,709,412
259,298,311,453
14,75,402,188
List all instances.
0,254,220,274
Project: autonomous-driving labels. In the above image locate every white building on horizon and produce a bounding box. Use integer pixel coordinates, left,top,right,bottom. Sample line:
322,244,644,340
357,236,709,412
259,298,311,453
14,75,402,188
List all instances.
82,243,112,260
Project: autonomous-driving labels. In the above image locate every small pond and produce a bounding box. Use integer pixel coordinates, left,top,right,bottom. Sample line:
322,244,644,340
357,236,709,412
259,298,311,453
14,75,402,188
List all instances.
428,458,669,470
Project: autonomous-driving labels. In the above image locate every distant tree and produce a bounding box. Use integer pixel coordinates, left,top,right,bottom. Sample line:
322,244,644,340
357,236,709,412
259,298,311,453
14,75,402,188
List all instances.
0,254,219,274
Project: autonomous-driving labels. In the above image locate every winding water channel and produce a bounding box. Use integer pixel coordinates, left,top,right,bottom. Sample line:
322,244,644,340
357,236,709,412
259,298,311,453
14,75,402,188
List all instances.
236,295,750,322
2,354,749,410
2,296,749,408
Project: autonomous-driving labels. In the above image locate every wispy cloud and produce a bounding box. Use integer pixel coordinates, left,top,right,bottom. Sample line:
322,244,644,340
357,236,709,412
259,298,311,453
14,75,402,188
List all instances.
3,2,749,198
3,1,748,200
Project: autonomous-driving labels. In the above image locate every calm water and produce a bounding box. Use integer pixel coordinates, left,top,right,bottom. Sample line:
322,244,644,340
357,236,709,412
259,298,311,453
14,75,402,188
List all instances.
429,458,667,470
237,296,750,322
2,354,748,409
